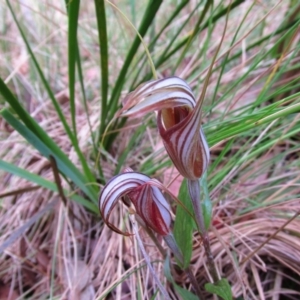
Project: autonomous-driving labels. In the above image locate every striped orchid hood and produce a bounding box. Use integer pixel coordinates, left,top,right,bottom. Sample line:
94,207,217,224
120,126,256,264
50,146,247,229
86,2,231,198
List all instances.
122,77,210,180
99,170,171,236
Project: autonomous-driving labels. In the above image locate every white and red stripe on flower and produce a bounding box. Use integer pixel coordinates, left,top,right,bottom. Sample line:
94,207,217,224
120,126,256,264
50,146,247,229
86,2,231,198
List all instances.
122,76,210,180
99,170,171,236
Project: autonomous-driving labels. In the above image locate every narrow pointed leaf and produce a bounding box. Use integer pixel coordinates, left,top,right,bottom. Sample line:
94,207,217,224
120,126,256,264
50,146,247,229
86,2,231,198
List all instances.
174,179,194,268
5,2,96,183
68,0,80,137
0,160,97,212
205,278,233,300
1,109,97,204
106,0,163,127
164,255,198,300
94,0,109,139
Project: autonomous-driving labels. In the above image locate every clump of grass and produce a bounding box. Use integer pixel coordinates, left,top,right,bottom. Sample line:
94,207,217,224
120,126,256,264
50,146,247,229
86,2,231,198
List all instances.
0,0,300,298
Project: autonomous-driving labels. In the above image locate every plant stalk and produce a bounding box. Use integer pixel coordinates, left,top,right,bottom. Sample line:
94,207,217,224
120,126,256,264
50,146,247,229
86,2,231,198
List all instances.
188,179,219,283
164,233,203,299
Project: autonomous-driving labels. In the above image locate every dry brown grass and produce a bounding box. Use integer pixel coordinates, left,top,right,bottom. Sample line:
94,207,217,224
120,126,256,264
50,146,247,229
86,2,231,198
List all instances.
1,0,300,299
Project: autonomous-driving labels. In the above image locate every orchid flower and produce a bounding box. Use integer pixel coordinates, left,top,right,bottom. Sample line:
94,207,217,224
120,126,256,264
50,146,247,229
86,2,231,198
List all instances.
99,170,205,296
99,170,171,236
122,77,210,180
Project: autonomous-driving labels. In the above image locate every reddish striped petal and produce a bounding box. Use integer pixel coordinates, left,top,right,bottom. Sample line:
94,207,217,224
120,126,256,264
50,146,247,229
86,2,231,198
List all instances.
128,184,171,236
99,171,171,236
158,110,210,180
99,172,149,235
122,77,195,118
122,76,210,180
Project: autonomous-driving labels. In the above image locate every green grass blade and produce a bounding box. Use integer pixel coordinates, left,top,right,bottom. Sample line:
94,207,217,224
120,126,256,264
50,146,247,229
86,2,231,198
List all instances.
76,48,97,153
211,2,255,106
65,0,99,175
207,101,300,146
0,77,96,187
209,139,234,176
149,0,189,48
66,0,97,183
138,0,245,84
213,19,300,116
105,0,163,138
0,77,40,138
6,0,74,144
129,0,189,89
0,160,98,212
152,3,201,79
6,0,96,184
67,0,97,182
94,0,109,142
165,0,244,64
223,18,300,68
1,109,98,204
68,0,80,138
129,0,136,25
173,0,212,72
114,123,147,175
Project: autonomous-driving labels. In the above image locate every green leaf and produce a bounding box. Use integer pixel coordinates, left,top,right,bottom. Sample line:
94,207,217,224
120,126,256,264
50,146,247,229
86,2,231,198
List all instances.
205,278,233,300
0,160,98,213
201,197,212,230
200,173,213,230
164,255,198,300
174,179,195,268
174,284,199,300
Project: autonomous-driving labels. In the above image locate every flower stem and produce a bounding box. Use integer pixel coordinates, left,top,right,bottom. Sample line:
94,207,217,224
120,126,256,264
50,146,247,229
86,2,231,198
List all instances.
135,214,167,257
187,178,219,283
164,233,203,299
164,233,184,266
130,215,171,300
137,218,203,298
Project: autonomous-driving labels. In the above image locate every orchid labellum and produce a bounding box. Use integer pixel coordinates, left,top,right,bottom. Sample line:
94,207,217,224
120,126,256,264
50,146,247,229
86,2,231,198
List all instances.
122,77,210,180
99,170,171,236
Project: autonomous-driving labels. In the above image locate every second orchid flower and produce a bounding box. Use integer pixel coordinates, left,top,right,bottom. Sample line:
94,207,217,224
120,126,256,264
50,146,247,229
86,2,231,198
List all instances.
99,169,171,236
